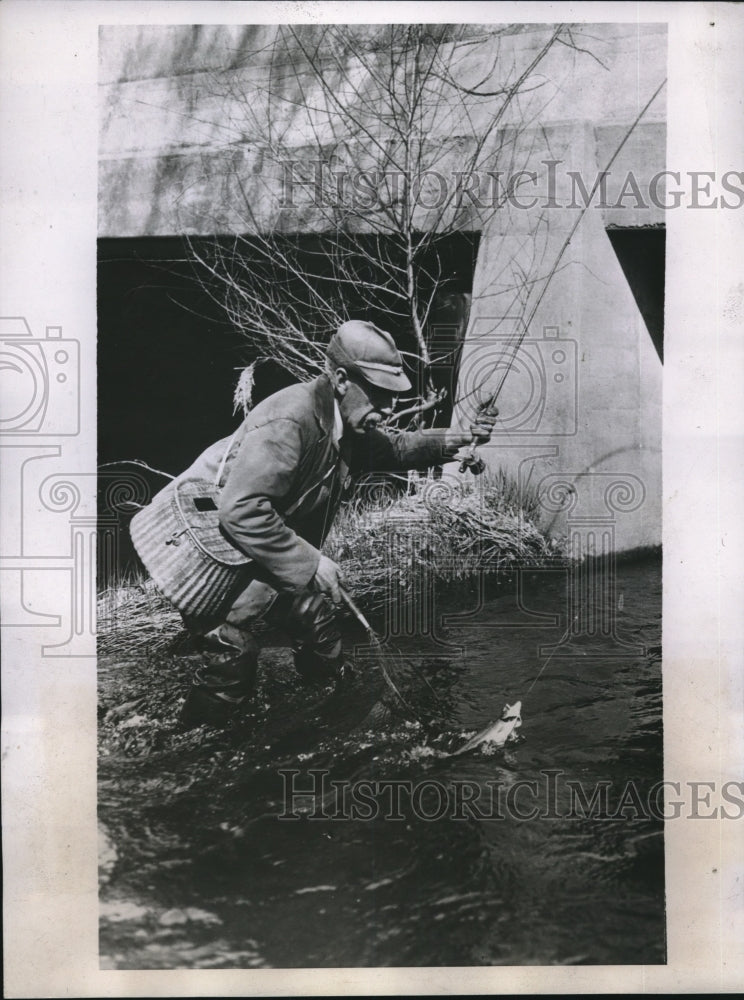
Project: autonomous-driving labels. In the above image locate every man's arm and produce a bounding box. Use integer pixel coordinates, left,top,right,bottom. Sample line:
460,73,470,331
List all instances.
350,407,498,474
218,417,321,591
349,427,466,473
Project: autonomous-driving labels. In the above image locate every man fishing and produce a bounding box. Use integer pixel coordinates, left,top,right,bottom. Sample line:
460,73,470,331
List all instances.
146,320,497,728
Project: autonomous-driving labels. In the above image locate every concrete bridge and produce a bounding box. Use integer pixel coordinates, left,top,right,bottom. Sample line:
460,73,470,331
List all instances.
99,22,666,552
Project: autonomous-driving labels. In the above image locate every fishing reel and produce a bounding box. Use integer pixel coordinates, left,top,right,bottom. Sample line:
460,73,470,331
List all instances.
458,448,487,476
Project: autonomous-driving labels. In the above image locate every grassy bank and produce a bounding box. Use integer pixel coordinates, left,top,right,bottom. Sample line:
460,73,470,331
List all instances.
98,472,562,657
324,471,561,603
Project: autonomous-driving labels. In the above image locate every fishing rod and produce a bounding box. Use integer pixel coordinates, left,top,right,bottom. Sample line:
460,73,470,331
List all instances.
456,77,667,477
338,584,372,634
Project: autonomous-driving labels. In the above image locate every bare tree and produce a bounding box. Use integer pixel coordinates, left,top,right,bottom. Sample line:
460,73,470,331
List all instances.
180,23,596,423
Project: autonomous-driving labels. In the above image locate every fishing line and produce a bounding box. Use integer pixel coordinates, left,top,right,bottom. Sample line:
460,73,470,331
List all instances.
525,608,583,695
525,639,562,695
452,77,667,418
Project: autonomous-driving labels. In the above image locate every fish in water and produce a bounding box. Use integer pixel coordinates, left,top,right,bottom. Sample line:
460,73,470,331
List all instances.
450,701,522,756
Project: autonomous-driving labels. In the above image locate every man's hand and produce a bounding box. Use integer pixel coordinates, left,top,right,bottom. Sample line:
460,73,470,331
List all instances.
444,401,500,453
313,554,345,604
470,401,499,443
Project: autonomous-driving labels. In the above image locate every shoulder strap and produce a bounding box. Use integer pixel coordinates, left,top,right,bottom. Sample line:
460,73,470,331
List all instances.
215,428,240,487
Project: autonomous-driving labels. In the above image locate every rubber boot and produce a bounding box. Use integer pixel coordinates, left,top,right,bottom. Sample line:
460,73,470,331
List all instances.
274,589,346,685
293,645,340,685
179,623,259,730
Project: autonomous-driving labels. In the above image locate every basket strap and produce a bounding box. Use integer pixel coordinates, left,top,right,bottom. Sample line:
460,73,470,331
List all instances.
215,429,240,487
284,462,337,517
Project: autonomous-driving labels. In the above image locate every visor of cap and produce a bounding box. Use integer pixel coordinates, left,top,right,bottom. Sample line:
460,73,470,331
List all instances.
355,359,412,392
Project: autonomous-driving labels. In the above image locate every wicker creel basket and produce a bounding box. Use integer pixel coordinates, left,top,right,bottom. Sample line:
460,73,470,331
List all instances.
129,477,253,618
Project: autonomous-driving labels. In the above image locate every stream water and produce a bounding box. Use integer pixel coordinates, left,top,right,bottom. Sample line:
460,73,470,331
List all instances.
99,556,664,968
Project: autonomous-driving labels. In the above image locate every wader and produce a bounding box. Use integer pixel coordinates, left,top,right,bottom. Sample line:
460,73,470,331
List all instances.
179,580,345,729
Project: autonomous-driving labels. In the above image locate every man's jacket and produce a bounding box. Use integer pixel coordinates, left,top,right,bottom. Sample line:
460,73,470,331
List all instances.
160,374,458,592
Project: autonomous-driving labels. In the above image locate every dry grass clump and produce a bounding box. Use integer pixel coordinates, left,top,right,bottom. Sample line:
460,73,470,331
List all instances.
98,472,563,655
324,471,563,604
97,573,183,658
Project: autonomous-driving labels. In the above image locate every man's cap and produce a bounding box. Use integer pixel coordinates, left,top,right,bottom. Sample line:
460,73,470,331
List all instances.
326,320,412,393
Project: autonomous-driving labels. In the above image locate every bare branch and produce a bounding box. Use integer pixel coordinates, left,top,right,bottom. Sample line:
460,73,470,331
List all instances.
182,22,608,425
